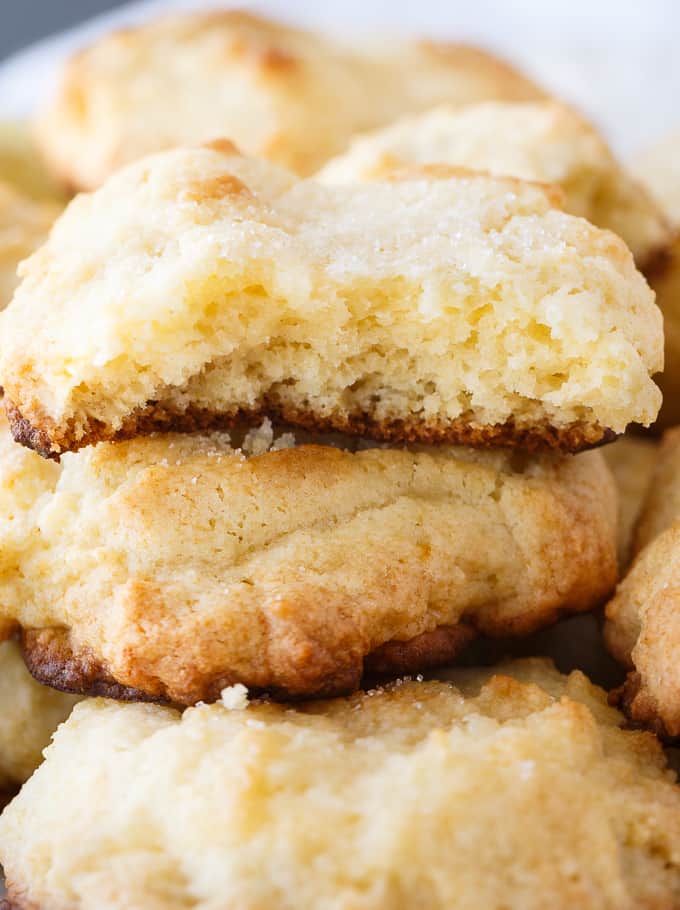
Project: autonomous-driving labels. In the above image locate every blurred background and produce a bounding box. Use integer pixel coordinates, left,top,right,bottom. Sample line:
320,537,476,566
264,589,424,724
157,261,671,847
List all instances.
0,1,121,58
0,1,679,156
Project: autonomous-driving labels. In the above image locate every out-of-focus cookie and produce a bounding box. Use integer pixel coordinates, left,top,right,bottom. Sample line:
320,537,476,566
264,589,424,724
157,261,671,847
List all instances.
0,144,662,458
2,659,679,910
0,181,58,310
605,427,680,736
632,130,680,224
631,132,680,427
0,411,617,705
0,639,78,802
632,426,680,551
605,522,680,738
36,10,544,190
320,102,671,268
602,435,657,567
0,121,66,203
644,236,680,428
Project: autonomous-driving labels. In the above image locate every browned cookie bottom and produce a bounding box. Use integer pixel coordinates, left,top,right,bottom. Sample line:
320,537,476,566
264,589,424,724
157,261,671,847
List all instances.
6,397,616,460
21,624,476,706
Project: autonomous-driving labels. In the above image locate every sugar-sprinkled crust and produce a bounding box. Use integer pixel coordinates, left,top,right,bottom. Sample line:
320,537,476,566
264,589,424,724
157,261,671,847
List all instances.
319,101,671,268
0,144,662,457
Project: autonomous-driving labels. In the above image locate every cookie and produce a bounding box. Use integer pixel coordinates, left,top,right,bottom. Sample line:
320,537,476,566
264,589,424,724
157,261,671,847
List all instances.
0,144,662,457
0,639,78,803
605,522,680,738
630,133,680,428
0,121,66,203
602,435,658,567
642,236,680,428
606,428,680,736
319,101,671,268
633,130,680,224
0,181,59,310
2,659,679,910
0,413,616,704
36,10,544,190
631,427,680,551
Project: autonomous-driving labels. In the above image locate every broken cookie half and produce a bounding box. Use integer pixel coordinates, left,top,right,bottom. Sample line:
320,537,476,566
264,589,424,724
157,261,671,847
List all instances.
0,143,662,458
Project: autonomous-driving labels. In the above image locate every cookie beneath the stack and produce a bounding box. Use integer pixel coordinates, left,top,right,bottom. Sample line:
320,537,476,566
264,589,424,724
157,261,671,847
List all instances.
35,10,544,190
0,639,78,804
0,143,663,458
0,412,616,704
319,100,671,269
606,427,680,737
1,659,679,910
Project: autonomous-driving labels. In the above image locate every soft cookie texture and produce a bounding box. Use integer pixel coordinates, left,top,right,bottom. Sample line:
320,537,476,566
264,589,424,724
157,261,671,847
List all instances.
606,428,680,737
0,182,59,310
602,435,658,568
0,144,663,457
0,412,617,704
35,10,544,190
0,639,78,800
319,101,670,268
2,660,680,910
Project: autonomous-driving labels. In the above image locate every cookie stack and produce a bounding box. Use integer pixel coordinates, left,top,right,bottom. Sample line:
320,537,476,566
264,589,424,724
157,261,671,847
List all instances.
0,11,679,910
0,139,659,704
